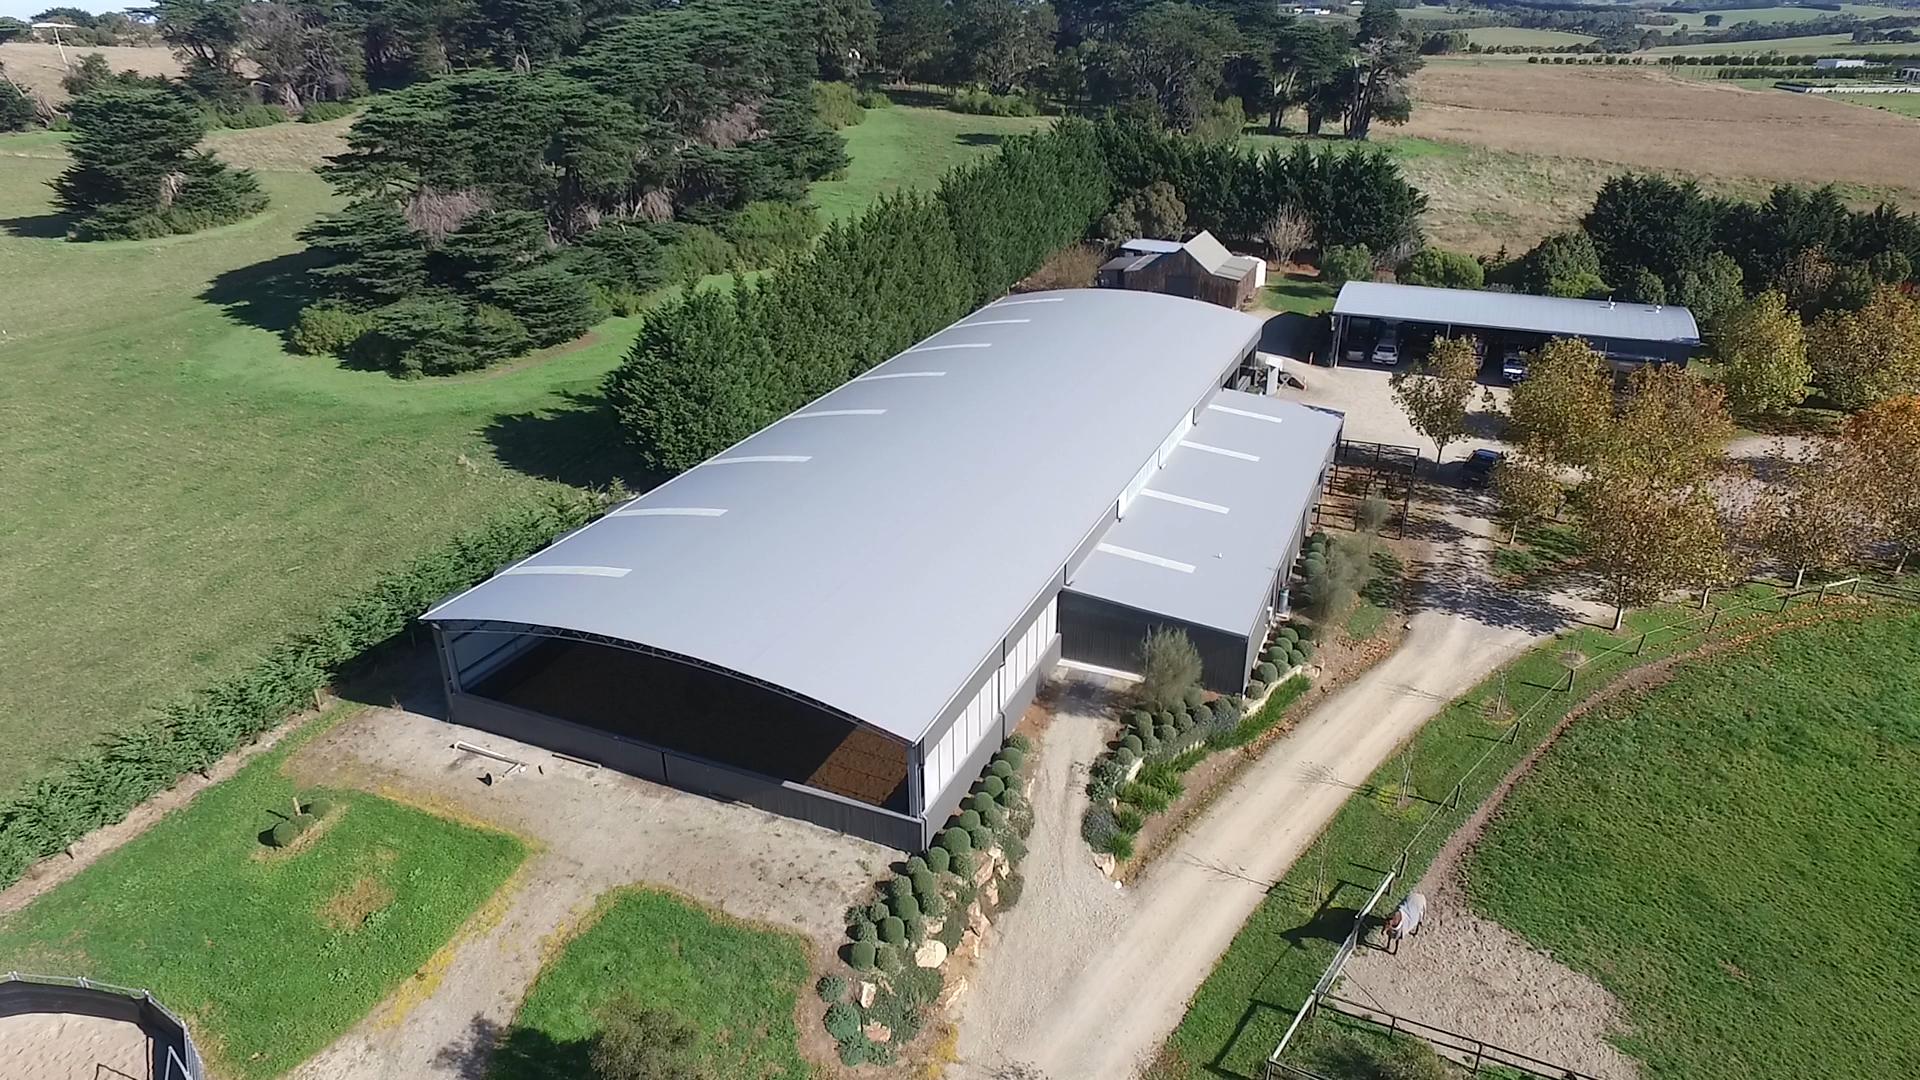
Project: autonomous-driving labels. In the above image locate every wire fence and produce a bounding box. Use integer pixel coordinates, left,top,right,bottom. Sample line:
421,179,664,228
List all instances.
1264,575,1917,1077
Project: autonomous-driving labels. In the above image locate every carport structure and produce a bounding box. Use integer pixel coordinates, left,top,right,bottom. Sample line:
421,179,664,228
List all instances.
1329,281,1702,367
423,290,1340,849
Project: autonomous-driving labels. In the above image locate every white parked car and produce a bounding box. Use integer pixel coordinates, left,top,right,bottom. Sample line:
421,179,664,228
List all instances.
1370,336,1400,366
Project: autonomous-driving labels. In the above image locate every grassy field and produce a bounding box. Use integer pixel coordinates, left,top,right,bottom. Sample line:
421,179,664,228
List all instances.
1657,3,1917,28
1641,32,1920,56
0,101,1033,800
490,888,813,1080
0,708,525,1080
1828,91,1920,118
1464,27,1596,47
1154,583,1846,1080
1469,610,1920,1080
1259,274,1339,315
1489,521,1584,584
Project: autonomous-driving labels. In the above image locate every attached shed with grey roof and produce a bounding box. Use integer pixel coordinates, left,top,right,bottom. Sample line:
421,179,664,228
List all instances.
423,289,1339,850
1330,281,1701,367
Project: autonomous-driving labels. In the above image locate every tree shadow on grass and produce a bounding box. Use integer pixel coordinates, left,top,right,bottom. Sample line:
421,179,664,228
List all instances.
482,390,664,491
199,248,331,337
0,212,70,239
466,1019,592,1080
955,132,1008,147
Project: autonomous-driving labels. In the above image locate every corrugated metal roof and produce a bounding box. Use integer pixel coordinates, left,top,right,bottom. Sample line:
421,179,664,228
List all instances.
424,290,1265,743
1121,238,1183,255
1333,281,1701,344
1182,231,1235,276
1065,393,1343,636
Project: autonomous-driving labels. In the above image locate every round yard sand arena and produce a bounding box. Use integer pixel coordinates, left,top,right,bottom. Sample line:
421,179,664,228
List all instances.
0,1010,156,1080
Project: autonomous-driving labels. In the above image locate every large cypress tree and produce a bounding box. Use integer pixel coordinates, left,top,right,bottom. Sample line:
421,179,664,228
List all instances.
51,87,267,241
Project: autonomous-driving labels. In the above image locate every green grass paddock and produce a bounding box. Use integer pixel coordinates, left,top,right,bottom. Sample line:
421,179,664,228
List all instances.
0,708,525,1079
1469,609,1920,1080
0,102,1018,800
490,888,813,1080
1155,584,1865,1079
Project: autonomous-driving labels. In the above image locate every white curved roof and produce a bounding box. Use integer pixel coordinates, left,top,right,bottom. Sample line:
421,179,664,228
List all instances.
426,290,1265,741
1335,281,1702,345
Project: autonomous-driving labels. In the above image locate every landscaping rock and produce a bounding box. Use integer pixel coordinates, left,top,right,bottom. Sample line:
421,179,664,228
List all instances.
914,939,948,969
937,975,969,1010
863,1021,893,1044
924,916,944,937
981,880,1000,908
967,907,991,937
857,980,878,1009
971,852,997,886
958,928,984,961
1094,852,1117,878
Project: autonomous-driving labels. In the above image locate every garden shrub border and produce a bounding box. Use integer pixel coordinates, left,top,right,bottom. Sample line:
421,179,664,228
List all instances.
823,735,1036,1065
0,488,619,888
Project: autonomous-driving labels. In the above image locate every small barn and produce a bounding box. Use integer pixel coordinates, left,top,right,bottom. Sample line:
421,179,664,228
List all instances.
1099,232,1263,309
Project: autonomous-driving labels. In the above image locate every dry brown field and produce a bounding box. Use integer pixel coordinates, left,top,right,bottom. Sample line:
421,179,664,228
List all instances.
0,42,182,103
1404,64,1920,204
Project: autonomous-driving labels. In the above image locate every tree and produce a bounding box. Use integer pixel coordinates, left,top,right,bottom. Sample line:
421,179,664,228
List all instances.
243,2,359,112
1396,247,1482,290
1319,242,1372,287
1137,626,1203,710
589,998,708,1080
1753,445,1861,588
0,80,34,133
1841,395,1920,572
148,0,249,105
876,0,955,82
1342,32,1421,141
1122,2,1240,130
812,0,879,80
1578,470,1727,630
1516,231,1607,299
1493,452,1562,544
1390,336,1479,462
1715,290,1810,418
1605,363,1735,486
1264,19,1349,133
1098,180,1185,241
1504,337,1612,468
1807,286,1920,410
1260,207,1311,265
49,86,267,240
1580,173,1717,288
1675,251,1744,326
1704,13,1723,26
953,0,1057,94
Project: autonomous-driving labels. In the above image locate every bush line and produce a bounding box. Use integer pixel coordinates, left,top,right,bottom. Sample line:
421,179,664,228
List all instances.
0,488,616,889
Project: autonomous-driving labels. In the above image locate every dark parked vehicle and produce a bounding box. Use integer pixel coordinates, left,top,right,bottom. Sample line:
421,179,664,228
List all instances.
1500,345,1527,383
1462,448,1503,488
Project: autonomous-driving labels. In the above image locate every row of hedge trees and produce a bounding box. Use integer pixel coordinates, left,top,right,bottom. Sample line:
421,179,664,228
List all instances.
606,116,1430,471
0,488,616,889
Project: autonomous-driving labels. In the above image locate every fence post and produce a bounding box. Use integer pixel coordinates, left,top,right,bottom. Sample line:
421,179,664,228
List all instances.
1634,631,1648,655
1706,607,1720,633
1818,582,1831,605
1850,578,1863,597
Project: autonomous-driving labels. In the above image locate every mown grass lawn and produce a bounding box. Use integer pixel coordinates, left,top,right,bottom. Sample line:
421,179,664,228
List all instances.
491,888,813,1080
0,102,1002,800
1155,584,1837,1080
0,709,525,1079
1468,610,1920,1080
1489,521,1584,585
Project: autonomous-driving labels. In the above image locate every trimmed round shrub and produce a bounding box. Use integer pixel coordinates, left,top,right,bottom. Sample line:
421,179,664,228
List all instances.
880,916,906,944
1121,733,1143,755
892,892,920,921
989,759,1014,780
1156,711,1176,728
1156,723,1177,744
950,849,975,879
851,918,876,943
865,900,890,925
1114,747,1136,767
1279,627,1300,643
290,302,374,356
970,792,998,815
1257,661,1279,682
876,942,905,973
301,796,334,819
888,875,913,901
910,868,936,899
906,854,928,876
1139,729,1161,753
1298,641,1316,661
266,819,303,847
940,826,973,853
1265,646,1288,665
921,889,947,918
1182,686,1206,709
967,824,992,851
903,913,925,942
839,1034,873,1066
958,809,982,831
850,940,877,970
981,801,1007,830
817,974,848,1002
1173,712,1194,734
1008,733,1033,752
825,1001,861,1040
999,746,1026,770
1247,679,1268,697
1190,701,1214,724
1128,709,1152,729
982,775,1006,798
926,845,951,874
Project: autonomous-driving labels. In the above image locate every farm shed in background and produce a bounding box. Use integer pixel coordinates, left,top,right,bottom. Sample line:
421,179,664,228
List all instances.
422,290,1340,849
1098,231,1264,309
1329,281,1703,369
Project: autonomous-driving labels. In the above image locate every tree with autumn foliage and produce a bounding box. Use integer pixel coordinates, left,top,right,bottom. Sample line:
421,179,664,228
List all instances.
1752,443,1863,588
1390,336,1480,463
1807,286,1920,411
1577,469,1729,631
1602,364,1736,486
1492,452,1562,545
1840,395,1920,573
1503,337,1613,469
1714,290,1811,418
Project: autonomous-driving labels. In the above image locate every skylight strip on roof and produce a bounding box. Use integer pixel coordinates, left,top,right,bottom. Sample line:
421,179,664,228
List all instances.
707,455,813,465
955,318,1031,328
1179,439,1260,462
1138,489,1230,514
1207,403,1286,424
608,506,728,518
989,296,1067,306
789,409,888,419
501,565,632,578
904,342,993,353
1094,543,1196,574
856,371,946,381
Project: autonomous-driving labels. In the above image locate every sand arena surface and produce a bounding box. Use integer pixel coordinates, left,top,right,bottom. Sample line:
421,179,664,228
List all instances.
0,1011,154,1080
